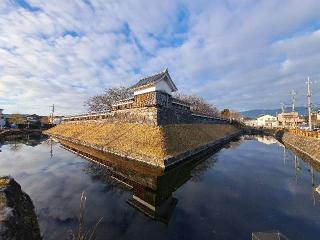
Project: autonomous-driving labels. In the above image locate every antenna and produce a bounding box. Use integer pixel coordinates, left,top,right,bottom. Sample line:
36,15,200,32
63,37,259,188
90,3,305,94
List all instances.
306,77,312,130
290,90,296,112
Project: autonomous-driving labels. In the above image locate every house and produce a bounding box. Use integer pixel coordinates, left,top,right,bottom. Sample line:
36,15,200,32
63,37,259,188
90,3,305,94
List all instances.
244,119,258,127
311,111,320,128
277,112,304,128
112,68,186,110
256,115,277,128
0,109,5,128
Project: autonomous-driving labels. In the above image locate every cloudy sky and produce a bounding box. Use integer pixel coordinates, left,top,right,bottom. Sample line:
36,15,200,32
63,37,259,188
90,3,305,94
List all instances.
1,0,320,115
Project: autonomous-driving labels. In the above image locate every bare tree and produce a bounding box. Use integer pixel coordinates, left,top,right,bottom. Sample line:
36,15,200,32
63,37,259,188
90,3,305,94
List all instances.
84,87,132,112
174,93,220,117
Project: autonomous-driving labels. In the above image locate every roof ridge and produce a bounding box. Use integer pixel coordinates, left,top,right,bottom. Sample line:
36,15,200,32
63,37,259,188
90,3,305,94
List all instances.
138,68,167,81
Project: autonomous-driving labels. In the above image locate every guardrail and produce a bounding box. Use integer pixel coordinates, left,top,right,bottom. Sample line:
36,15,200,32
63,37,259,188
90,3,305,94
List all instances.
289,129,320,139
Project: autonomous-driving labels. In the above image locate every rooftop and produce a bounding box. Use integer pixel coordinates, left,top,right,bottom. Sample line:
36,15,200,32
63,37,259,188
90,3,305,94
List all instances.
129,69,178,92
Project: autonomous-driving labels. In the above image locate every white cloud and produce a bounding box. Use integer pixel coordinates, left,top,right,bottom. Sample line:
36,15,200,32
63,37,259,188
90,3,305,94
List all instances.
0,0,320,115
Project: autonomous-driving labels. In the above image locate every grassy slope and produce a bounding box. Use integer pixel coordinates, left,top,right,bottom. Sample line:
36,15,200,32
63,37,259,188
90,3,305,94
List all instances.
45,123,238,165
162,124,238,157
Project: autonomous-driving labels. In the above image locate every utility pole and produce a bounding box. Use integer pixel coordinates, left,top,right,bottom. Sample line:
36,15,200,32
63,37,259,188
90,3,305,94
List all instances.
290,90,296,112
50,104,55,124
281,102,285,113
307,77,312,131
290,90,297,128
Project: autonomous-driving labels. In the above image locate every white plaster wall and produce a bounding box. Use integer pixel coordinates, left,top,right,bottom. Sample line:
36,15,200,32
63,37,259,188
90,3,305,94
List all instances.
154,80,173,94
133,80,172,95
133,86,156,95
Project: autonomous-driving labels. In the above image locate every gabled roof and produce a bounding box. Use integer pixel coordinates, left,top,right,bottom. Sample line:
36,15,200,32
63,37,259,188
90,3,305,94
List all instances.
128,68,178,92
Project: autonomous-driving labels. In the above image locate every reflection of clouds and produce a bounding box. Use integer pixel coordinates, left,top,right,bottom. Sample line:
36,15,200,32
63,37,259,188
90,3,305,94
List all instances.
254,135,278,145
0,139,154,239
1,136,320,239
176,144,320,239
243,135,284,147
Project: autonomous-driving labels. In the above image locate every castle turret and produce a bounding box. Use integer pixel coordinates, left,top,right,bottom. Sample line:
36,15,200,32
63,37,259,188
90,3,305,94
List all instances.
128,69,178,108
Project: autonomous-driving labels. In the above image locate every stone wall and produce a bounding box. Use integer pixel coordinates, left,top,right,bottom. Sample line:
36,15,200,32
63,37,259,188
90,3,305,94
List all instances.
156,106,229,125
63,92,229,126
0,177,41,240
278,132,320,164
63,107,158,126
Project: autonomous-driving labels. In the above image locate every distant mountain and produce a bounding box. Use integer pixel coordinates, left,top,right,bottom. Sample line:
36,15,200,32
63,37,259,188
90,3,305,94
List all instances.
240,106,316,119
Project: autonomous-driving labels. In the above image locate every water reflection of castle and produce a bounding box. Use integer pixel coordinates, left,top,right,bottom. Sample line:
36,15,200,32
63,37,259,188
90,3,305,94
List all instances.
60,139,218,223
54,135,320,222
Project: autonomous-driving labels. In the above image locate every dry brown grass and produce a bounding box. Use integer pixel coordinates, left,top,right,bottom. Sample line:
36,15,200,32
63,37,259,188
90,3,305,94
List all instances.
45,123,166,165
45,123,238,165
162,124,238,157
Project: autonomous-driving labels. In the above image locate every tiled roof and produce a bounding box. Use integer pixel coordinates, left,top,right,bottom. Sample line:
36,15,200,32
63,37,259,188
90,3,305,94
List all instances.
129,69,178,91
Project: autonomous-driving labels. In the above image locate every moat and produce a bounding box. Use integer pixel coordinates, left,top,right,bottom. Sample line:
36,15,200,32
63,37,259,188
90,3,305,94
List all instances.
0,134,319,240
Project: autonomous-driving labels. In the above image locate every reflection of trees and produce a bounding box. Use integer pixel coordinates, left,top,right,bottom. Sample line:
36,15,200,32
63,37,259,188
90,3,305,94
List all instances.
83,163,127,195
190,155,218,182
4,134,46,148
9,142,23,152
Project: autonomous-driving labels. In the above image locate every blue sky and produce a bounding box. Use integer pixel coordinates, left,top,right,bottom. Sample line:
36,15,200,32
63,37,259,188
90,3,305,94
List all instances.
0,0,320,115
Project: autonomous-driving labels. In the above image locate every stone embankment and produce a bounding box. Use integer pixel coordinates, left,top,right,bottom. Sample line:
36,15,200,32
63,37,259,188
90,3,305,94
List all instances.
0,129,42,139
45,123,240,168
277,131,320,164
246,127,320,165
0,176,41,240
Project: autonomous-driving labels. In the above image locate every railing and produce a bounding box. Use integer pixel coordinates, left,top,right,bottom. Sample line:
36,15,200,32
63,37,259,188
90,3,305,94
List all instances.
62,112,110,122
289,129,320,139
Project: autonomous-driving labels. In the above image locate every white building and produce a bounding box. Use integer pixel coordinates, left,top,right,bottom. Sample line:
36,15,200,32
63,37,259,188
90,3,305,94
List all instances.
0,109,5,128
244,119,258,127
257,115,277,128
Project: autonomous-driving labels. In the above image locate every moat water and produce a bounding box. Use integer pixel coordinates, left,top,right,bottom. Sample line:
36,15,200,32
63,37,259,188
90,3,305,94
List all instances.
0,134,320,240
